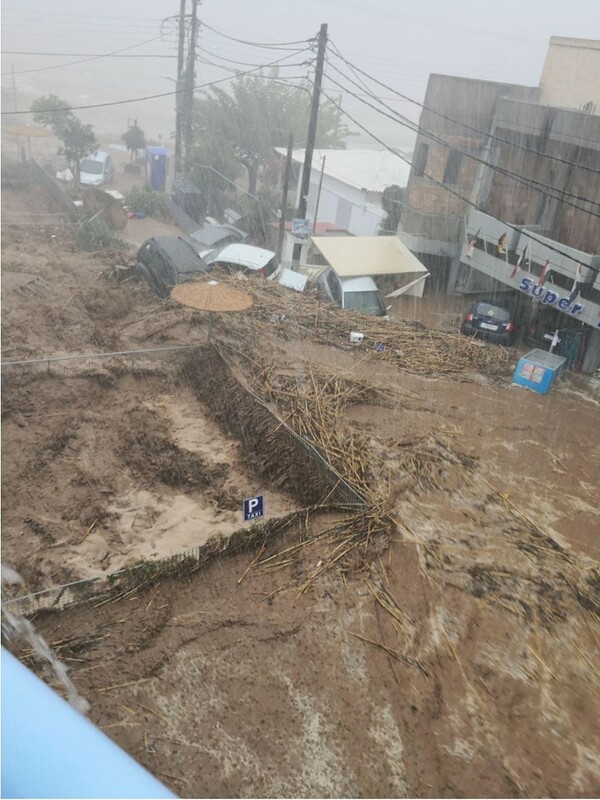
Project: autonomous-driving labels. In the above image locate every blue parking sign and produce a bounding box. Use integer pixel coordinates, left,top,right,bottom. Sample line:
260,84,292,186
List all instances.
243,495,264,522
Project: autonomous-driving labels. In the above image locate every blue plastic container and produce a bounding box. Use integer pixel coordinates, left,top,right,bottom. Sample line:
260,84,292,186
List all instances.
512,348,567,395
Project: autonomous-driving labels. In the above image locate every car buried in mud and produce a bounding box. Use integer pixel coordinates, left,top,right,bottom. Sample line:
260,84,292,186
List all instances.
135,236,211,298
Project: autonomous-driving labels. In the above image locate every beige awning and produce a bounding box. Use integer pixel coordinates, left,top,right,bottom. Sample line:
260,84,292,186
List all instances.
310,235,428,277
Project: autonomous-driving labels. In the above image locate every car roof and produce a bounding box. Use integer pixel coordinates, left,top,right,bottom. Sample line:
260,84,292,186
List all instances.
190,225,246,247
142,236,208,274
215,243,276,269
339,275,380,292
83,150,110,162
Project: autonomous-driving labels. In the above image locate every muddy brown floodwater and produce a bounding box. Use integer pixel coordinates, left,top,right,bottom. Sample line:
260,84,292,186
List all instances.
2,179,600,798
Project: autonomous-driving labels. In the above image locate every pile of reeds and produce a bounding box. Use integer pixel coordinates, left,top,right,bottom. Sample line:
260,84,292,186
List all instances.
209,274,512,377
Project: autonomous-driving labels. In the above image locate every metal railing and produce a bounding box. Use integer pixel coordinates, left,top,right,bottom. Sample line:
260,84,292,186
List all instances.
1,345,202,378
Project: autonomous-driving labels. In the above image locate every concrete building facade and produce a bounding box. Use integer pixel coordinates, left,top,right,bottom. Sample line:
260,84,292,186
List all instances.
397,38,600,373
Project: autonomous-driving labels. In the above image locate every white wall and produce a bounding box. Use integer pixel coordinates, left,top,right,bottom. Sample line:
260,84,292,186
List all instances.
540,37,600,112
294,171,385,237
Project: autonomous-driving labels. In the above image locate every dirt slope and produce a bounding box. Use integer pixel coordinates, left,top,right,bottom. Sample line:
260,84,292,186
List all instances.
3,183,600,797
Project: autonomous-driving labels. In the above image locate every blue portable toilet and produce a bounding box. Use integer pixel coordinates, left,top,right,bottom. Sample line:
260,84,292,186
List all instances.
146,146,168,192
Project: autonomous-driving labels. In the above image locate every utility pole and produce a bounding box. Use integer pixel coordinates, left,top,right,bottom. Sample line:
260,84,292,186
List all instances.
312,155,326,233
174,0,186,177
183,0,199,168
277,132,294,261
292,22,328,267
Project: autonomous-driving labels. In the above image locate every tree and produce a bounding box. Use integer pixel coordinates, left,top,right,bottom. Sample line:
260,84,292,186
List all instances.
122,123,147,161
379,184,406,235
31,94,97,181
188,136,240,219
191,72,352,196
236,187,280,246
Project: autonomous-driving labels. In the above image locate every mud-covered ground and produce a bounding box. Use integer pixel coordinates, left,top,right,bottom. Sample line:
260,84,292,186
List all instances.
3,180,600,797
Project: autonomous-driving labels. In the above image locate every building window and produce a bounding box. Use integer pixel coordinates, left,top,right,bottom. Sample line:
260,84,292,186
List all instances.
443,149,462,185
414,143,429,177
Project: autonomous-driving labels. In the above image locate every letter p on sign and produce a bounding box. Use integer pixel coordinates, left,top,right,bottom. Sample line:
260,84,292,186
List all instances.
243,495,264,522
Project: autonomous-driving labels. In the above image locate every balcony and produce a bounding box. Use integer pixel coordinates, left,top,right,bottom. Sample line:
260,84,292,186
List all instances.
462,209,600,330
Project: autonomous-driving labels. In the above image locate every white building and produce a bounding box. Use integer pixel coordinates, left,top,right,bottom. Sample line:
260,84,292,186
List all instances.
275,148,411,237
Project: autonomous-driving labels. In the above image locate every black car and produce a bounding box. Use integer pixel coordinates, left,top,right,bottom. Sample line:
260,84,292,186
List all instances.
135,236,210,298
460,299,517,346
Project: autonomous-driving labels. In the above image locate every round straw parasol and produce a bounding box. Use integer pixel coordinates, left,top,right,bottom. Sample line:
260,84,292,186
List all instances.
170,279,253,341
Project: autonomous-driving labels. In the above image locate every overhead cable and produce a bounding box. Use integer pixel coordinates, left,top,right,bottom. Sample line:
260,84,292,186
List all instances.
8,35,167,76
323,65,600,218
327,42,600,177
199,22,313,51
2,48,309,115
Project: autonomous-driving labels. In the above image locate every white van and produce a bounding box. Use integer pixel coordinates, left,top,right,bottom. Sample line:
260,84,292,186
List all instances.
312,267,389,318
79,151,115,187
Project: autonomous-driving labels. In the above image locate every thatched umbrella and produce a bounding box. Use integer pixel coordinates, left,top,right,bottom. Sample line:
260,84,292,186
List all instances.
170,279,253,342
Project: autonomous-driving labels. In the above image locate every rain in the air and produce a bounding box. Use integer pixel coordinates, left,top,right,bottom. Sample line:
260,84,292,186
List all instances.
1,0,599,797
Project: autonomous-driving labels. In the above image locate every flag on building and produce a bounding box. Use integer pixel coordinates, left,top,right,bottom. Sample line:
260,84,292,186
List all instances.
462,227,480,258
536,259,550,289
567,263,585,304
510,245,528,278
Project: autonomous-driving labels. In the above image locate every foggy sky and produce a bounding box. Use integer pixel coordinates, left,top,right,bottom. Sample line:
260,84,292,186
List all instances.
2,0,599,149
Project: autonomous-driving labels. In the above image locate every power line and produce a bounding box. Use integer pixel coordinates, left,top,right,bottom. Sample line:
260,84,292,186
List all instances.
2,9,164,21
7,36,167,76
1,48,309,116
320,90,599,276
197,43,311,70
199,22,313,51
323,65,600,218
3,49,176,58
327,43,600,178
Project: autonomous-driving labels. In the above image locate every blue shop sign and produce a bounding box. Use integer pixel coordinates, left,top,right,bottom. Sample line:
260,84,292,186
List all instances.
518,277,584,317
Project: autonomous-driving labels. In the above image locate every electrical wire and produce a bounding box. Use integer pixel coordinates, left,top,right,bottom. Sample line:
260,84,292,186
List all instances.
2,9,164,21
2,48,310,115
197,44,312,70
324,64,600,215
327,42,600,177
320,89,600,276
3,50,176,58
199,22,314,51
323,64,600,218
8,35,167,76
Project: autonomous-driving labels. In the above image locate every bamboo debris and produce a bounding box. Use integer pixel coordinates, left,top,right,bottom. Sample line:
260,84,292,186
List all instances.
209,273,512,377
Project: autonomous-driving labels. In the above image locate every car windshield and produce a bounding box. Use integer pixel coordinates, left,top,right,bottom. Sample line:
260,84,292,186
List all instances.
473,301,510,322
344,290,386,316
80,159,104,175
262,257,279,278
